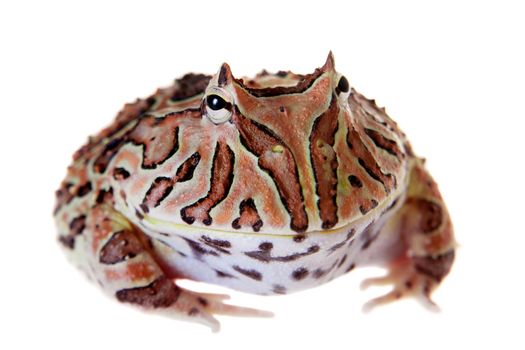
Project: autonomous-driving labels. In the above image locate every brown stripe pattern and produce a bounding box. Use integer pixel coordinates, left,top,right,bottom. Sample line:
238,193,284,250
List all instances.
364,128,403,159
181,141,235,226
128,120,179,169
232,265,263,281
94,138,127,173
116,276,180,308
175,152,201,182
232,108,308,232
309,94,340,229
141,177,173,212
140,152,201,212
347,125,396,194
244,242,320,263
92,109,200,174
99,229,144,264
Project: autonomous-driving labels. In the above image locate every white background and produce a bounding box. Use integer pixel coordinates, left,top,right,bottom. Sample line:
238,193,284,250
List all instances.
1,0,524,349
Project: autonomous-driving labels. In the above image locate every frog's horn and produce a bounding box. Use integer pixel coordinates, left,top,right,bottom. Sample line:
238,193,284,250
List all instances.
321,51,336,72
218,62,234,87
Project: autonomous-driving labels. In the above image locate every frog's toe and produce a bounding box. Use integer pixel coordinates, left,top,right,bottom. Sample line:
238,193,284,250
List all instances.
158,289,221,331
168,289,272,332
360,256,442,313
199,292,274,318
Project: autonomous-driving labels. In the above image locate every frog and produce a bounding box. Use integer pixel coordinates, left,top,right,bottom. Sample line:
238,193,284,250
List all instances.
54,52,456,331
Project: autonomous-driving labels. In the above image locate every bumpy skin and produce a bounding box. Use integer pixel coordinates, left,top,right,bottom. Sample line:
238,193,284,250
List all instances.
54,53,455,330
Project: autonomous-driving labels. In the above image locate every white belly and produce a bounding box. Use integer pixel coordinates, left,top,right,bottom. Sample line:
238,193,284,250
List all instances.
137,206,399,295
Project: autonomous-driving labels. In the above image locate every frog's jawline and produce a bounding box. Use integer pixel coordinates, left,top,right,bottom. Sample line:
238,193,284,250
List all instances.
138,183,405,239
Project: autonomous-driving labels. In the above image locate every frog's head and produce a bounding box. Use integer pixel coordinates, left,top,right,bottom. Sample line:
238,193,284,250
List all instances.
181,52,353,233
134,53,388,236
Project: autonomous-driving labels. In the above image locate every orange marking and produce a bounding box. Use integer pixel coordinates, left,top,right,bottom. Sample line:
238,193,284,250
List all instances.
126,261,157,281
104,260,158,282
114,149,141,170
67,164,89,184
425,221,454,254
130,175,149,197
90,206,115,252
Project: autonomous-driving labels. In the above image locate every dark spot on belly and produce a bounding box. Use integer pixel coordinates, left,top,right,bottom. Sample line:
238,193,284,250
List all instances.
200,235,231,254
361,221,380,250
245,243,320,263
233,265,263,281
345,263,356,273
272,284,287,294
184,238,219,257
215,269,235,278
291,267,309,280
312,261,339,279
328,229,356,254
337,255,348,268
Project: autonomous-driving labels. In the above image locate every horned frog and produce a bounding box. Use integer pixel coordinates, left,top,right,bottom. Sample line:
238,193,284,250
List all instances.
54,53,455,331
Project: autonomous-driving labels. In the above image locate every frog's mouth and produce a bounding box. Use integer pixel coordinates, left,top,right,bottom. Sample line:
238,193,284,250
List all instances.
137,203,388,239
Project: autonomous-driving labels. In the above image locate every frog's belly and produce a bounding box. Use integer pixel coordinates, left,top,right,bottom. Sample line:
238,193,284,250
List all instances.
141,212,397,295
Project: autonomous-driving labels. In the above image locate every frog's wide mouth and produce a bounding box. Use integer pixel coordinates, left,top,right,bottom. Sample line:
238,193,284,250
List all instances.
140,210,370,239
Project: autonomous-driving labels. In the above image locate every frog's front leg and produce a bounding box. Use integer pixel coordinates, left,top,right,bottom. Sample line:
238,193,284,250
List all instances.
361,159,456,311
87,204,270,331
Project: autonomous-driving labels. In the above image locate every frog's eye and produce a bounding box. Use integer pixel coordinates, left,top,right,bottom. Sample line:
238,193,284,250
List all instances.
335,75,350,96
205,93,232,124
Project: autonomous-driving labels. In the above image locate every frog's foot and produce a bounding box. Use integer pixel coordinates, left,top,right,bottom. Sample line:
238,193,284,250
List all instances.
162,289,273,332
361,250,454,312
360,159,456,313
88,204,272,332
